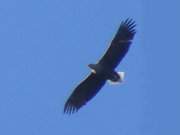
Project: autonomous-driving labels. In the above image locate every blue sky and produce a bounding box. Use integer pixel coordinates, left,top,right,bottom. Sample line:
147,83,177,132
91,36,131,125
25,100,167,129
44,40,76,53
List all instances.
0,0,179,135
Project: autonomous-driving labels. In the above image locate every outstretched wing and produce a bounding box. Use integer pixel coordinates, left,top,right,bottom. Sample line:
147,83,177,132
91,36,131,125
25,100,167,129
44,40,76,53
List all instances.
64,73,106,114
98,18,136,69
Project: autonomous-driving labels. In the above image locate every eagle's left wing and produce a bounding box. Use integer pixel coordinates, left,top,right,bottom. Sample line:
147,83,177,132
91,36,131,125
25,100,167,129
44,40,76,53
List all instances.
64,73,106,114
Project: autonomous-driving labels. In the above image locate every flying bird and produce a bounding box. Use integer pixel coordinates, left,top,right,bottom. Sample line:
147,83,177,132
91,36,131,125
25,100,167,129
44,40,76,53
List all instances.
64,18,136,114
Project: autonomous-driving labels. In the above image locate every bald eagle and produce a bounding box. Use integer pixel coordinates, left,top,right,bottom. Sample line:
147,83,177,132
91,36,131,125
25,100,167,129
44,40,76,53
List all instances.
64,19,136,114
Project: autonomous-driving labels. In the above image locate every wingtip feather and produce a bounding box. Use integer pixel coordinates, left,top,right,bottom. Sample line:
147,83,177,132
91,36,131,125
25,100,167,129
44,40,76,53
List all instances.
116,18,136,41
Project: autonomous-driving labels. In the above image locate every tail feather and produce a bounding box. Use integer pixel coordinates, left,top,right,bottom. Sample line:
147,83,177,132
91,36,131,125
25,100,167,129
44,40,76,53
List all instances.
108,72,125,85
118,72,125,82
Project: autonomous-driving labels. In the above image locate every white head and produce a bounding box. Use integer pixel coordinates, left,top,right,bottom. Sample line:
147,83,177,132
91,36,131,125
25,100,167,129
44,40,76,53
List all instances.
88,64,97,74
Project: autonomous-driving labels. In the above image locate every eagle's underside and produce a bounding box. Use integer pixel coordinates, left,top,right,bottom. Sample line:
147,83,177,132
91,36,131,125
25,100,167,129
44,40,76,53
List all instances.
64,18,136,114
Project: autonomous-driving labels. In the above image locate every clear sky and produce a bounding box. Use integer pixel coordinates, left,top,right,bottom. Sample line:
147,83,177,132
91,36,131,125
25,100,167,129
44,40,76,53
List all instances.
0,0,179,135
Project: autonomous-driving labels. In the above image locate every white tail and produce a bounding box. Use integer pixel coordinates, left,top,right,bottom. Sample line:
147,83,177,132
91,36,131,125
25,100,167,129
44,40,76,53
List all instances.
118,72,125,82
108,72,125,85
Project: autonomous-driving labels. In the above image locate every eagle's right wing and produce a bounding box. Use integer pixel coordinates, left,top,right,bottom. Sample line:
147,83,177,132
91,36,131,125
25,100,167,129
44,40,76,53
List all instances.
64,73,106,114
98,19,136,69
